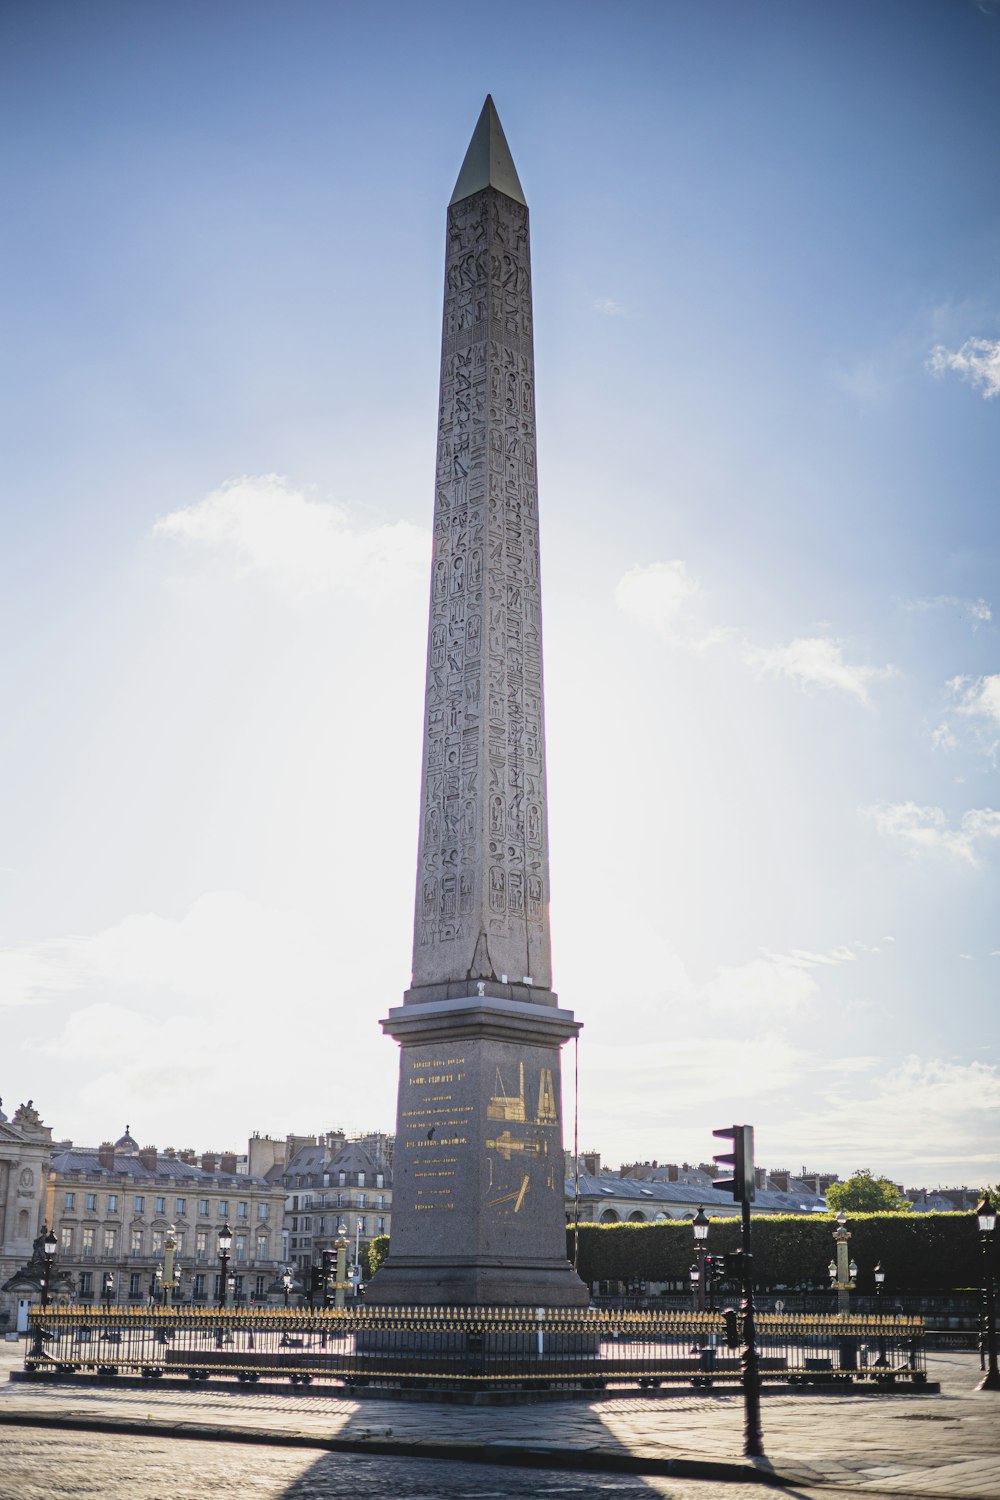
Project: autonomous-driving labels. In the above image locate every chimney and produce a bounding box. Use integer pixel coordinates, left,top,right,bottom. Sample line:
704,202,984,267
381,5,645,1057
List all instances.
201,1152,217,1174
98,1142,115,1170
667,1164,679,1182
179,1149,197,1165
138,1145,158,1173
220,1152,238,1177
770,1169,789,1193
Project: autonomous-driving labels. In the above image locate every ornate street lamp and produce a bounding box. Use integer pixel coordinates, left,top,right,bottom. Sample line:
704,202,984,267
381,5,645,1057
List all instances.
975,1192,999,1391
40,1227,57,1310
282,1268,294,1308
873,1262,888,1367
688,1263,700,1309
102,1271,115,1310
830,1210,855,1316
217,1223,233,1310
150,1263,163,1306
691,1206,709,1313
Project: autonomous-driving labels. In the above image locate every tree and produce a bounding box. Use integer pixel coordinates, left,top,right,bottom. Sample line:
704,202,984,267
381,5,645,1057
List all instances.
826,1169,911,1213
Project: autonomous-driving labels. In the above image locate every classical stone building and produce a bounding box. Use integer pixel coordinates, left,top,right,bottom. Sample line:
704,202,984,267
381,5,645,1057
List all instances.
45,1128,286,1306
566,1171,827,1225
253,1130,393,1282
0,1100,53,1327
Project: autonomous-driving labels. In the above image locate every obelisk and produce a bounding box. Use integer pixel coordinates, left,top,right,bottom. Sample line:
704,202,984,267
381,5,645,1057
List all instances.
368,98,588,1306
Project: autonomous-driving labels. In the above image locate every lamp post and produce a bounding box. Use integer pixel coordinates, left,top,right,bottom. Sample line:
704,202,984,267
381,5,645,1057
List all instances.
335,1229,349,1310
150,1263,163,1307
975,1192,999,1392
282,1268,294,1308
830,1210,855,1316
873,1262,887,1367
102,1272,114,1310
217,1223,233,1310
689,1263,700,1309
692,1206,709,1312
40,1227,57,1310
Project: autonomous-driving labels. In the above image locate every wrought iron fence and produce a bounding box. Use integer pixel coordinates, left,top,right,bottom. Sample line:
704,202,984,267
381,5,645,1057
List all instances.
20,1305,927,1392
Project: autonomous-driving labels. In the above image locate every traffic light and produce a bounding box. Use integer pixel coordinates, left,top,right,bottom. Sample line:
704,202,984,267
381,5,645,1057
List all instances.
322,1248,336,1309
712,1124,755,1203
721,1307,741,1348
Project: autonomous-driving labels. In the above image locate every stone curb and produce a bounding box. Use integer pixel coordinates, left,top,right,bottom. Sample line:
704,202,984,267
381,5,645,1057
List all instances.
0,1408,782,1487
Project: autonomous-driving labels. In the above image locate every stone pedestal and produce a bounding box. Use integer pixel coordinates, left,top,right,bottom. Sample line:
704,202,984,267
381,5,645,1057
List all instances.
366,991,587,1307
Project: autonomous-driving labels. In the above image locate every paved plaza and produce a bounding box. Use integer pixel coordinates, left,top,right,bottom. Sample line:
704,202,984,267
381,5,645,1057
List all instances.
1,1341,997,1498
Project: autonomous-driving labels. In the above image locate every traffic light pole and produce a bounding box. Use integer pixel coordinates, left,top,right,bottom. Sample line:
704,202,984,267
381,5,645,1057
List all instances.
740,1199,764,1459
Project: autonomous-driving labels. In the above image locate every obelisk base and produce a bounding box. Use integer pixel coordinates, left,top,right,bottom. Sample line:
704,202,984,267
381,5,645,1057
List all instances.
367,994,589,1309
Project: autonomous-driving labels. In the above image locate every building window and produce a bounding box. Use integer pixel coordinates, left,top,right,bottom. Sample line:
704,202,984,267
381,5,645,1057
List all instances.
302,1217,311,1232
152,1229,164,1255
82,1227,95,1257
357,1193,366,1208
376,1173,384,1189
218,1201,228,1218
193,1273,206,1298
175,1198,186,1218
86,1193,97,1212
134,1196,144,1214
131,1229,143,1257
79,1272,93,1296
196,1229,208,1259
255,1275,266,1298
237,1201,248,1219
336,1192,343,1208
256,1234,268,1261
103,1228,116,1255
198,1199,209,1217
357,1216,367,1235
61,1226,73,1252
64,1192,75,1211
257,1203,268,1220
107,1194,118,1212
376,1217,386,1235
129,1272,142,1298
357,1172,365,1188
155,1197,166,1215
338,1171,346,1187
235,1236,247,1263
233,1274,244,1300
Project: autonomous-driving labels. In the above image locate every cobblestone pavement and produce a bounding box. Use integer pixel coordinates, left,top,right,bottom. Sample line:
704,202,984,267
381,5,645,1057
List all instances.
1,1342,997,1498
0,1429,844,1500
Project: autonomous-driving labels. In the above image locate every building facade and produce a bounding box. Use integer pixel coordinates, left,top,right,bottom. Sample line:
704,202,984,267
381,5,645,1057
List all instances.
0,1100,53,1327
47,1128,287,1306
254,1131,393,1285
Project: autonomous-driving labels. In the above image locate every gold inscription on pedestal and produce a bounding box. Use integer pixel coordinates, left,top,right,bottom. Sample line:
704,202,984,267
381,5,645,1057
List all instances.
405,1052,472,1212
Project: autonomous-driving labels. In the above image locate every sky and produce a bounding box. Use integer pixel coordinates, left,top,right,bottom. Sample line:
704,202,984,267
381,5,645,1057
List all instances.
2,0,999,1190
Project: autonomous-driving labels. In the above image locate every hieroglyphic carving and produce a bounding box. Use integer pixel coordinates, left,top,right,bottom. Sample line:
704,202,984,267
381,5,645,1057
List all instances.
412,182,551,991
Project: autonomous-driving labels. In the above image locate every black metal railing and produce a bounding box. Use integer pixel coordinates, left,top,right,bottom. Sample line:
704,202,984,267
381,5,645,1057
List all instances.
22,1305,927,1391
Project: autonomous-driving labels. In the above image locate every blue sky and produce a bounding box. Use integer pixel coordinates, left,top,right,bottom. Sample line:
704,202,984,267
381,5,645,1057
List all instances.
2,0,999,1188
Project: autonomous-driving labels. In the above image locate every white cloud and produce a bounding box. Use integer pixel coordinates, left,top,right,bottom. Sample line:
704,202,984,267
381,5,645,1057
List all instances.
928,337,1000,399
613,560,701,639
865,801,1000,866
905,594,992,624
154,474,429,600
954,673,1000,725
593,298,625,316
743,636,893,704
614,560,891,702
801,1055,1000,1172
931,722,958,753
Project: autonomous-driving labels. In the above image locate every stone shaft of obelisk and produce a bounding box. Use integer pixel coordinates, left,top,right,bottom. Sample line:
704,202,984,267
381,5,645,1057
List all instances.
410,181,552,997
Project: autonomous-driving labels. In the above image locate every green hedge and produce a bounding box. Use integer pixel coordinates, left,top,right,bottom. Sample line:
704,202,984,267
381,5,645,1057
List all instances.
566,1213,983,1292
